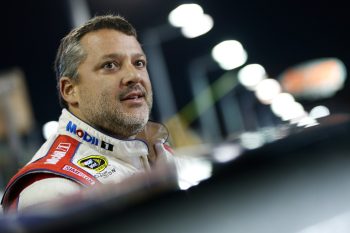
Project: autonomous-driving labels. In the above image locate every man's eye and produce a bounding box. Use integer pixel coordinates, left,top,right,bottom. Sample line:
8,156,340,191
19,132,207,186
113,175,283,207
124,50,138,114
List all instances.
135,60,146,68
103,62,118,70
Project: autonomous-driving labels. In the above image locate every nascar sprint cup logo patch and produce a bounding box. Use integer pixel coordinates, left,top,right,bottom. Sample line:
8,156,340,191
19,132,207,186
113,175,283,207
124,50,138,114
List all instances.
78,155,108,172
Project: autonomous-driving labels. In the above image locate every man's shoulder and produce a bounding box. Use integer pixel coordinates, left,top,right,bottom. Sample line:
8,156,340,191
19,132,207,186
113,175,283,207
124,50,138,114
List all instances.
17,176,81,212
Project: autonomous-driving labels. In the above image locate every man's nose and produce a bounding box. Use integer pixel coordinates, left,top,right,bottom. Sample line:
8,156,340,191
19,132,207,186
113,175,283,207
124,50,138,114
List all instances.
121,64,142,86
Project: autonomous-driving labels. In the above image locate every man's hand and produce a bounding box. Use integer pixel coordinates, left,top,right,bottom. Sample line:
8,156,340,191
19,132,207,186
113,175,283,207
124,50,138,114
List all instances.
154,142,176,168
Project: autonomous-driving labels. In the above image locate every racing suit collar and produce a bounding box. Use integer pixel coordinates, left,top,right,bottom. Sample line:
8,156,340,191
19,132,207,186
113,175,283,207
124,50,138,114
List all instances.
58,109,169,167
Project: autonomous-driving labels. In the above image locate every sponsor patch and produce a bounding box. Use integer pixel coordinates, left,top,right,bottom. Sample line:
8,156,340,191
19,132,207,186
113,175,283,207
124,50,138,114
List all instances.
66,121,99,146
62,165,96,185
44,142,71,165
94,167,116,179
66,121,115,151
101,140,114,151
78,155,108,172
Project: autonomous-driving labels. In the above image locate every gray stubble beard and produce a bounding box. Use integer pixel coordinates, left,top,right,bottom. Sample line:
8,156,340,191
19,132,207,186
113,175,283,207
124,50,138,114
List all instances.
85,91,153,139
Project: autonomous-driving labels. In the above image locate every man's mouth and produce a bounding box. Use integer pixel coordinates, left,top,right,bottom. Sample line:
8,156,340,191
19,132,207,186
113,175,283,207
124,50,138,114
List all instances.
120,90,145,101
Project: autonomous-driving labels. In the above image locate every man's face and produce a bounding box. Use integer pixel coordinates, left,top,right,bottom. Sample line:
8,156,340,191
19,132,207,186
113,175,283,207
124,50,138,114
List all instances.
73,29,152,138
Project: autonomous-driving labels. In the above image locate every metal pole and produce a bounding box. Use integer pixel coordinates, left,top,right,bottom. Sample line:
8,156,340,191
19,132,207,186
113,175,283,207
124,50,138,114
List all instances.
188,55,222,143
66,0,91,28
142,25,180,122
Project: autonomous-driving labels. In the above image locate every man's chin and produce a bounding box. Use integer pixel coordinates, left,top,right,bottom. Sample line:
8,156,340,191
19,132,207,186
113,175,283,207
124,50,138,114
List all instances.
122,106,150,119
120,111,149,125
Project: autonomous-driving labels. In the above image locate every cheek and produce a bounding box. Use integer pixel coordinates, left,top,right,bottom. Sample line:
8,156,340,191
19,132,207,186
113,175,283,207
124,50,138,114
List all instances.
101,85,120,101
79,83,112,103
143,76,152,92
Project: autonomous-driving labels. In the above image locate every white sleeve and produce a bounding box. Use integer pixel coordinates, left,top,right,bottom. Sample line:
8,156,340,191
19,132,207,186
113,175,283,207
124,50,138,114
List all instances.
18,177,81,212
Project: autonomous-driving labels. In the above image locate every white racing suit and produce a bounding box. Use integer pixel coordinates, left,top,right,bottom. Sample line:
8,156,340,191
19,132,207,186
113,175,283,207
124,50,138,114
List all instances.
1,109,175,213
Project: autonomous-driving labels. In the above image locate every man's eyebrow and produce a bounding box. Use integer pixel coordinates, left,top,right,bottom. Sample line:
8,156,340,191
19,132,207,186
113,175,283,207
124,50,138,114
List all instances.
100,53,146,60
100,53,121,60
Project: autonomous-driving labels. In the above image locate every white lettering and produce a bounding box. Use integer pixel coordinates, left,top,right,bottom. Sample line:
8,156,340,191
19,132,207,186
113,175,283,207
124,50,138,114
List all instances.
63,165,96,185
44,143,71,164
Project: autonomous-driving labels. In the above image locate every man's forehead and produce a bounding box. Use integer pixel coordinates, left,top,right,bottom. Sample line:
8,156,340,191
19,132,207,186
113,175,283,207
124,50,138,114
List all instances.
80,29,144,56
80,29,139,47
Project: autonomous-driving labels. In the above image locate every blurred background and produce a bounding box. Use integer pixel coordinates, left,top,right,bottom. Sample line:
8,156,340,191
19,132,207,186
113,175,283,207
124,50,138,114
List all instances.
1,0,350,232
1,0,350,182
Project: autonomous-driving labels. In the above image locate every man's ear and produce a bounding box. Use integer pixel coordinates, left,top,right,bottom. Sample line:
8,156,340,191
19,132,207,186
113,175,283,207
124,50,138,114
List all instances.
60,77,79,107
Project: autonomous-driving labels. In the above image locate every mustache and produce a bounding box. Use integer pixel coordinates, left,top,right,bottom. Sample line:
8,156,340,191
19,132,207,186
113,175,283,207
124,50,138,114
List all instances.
119,84,147,99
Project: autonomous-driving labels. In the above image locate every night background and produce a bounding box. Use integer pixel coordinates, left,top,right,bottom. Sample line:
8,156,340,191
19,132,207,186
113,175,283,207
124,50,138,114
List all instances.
1,1,350,232
1,0,349,138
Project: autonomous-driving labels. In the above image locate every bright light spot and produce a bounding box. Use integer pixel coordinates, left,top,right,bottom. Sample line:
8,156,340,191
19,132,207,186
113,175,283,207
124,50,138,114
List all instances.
297,116,319,128
280,102,305,121
310,105,330,119
211,40,248,70
255,78,281,104
42,121,58,140
212,143,242,163
240,132,265,149
270,93,296,117
181,14,214,38
177,158,212,190
280,58,347,100
238,64,267,90
168,4,204,27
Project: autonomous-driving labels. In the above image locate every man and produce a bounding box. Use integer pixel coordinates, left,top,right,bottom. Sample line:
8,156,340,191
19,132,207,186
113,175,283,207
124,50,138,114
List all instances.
1,15,175,213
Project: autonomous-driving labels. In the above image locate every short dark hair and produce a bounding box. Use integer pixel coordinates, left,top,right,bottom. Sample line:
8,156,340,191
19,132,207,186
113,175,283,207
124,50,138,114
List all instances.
54,15,137,108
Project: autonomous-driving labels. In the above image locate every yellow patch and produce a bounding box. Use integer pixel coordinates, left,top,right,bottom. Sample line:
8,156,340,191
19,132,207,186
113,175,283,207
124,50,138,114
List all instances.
78,155,108,172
